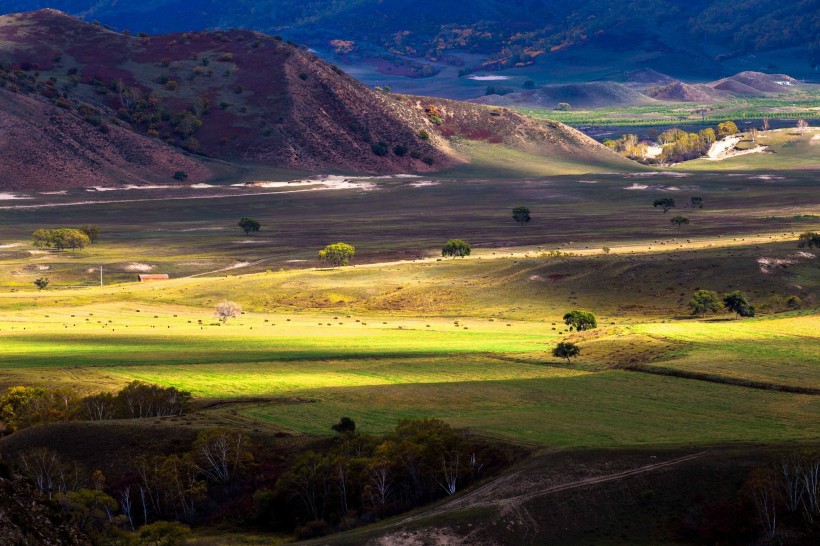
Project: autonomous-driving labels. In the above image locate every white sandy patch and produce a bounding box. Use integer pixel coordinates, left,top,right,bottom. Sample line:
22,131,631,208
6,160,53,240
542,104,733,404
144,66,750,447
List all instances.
528,275,546,282
189,183,216,189
749,175,785,181
0,243,23,248
0,192,32,200
87,185,178,192
811,135,820,144
466,74,511,81
706,136,741,159
228,261,250,269
286,259,307,263
235,240,265,244
409,181,439,188
122,262,154,272
624,183,649,190
792,252,816,259
644,145,664,159
34,264,50,270
28,250,49,255
40,190,67,195
234,176,377,192
627,172,691,178
579,180,598,184
757,256,803,273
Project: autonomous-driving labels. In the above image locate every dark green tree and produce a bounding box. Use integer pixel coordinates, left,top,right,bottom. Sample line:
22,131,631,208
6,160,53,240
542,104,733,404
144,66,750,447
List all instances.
798,231,820,248
512,206,531,226
441,239,471,258
34,277,49,291
653,198,676,213
331,417,356,434
688,289,722,317
723,291,755,318
173,171,188,181
552,341,580,363
79,225,100,243
690,196,703,209
670,216,689,229
563,310,597,331
238,217,261,235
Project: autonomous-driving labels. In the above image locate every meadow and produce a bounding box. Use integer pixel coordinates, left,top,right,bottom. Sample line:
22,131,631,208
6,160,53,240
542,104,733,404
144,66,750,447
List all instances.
0,132,815,444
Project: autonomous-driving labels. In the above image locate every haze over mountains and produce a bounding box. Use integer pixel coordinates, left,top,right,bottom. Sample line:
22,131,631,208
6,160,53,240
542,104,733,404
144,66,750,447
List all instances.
0,10,627,189
3,0,818,95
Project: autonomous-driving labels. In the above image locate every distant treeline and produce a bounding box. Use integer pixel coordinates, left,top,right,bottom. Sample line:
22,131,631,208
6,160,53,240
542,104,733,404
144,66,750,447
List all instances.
0,381,190,433
604,121,739,164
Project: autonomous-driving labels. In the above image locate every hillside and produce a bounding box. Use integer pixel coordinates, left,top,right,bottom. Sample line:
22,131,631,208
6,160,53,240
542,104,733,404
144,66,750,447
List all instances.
2,0,818,87
474,82,657,109
0,10,631,190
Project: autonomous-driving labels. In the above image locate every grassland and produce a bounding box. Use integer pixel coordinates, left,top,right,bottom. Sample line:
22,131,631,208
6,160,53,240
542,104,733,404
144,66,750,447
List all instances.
520,95,820,127
0,131,815,492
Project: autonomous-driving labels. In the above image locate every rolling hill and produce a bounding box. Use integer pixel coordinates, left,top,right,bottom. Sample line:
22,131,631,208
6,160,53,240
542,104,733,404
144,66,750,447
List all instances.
2,0,817,88
0,10,631,190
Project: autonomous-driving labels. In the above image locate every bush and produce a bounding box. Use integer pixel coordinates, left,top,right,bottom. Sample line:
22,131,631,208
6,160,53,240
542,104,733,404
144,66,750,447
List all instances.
371,141,389,156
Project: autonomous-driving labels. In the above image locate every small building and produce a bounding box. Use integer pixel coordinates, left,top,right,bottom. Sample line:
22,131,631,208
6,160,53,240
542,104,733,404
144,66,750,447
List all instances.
137,274,169,282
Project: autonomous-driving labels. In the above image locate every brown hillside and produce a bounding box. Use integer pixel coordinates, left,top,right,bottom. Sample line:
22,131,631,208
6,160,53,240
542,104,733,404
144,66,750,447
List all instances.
646,81,732,102
0,10,629,189
708,71,802,96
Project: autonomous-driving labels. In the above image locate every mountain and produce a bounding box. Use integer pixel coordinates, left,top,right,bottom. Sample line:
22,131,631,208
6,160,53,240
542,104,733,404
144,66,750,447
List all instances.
2,0,818,90
0,10,628,189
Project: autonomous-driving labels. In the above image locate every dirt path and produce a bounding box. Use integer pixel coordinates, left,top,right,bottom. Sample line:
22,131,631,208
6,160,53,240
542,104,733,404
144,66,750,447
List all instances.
399,450,708,525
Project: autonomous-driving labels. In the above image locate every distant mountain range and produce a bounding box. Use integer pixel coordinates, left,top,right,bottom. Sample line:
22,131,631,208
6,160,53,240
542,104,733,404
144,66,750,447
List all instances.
0,10,625,189
2,0,819,92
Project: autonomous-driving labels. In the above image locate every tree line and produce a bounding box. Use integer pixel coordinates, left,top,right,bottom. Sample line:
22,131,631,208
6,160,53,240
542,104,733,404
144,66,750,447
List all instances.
2,416,518,544
0,381,191,434
32,225,100,251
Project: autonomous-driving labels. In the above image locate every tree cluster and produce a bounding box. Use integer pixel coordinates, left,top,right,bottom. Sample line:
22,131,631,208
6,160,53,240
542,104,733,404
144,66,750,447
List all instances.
441,239,471,258
688,289,755,318
32,227,99,251
319,242,356,267
0,382,191,433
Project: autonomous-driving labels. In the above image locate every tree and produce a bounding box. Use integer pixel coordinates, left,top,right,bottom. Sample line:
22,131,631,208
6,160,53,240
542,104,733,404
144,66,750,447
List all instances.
34,277,49,290
50,229,90,251
32,229,53,248
319,242,355,267
563,310,597,331
215,301,241,323
798,231,820,248
138,521,191,546
79,225,100,243
670,216,689,229
762,118,770,131
512,206,531,226
193,428,252,483
556,102,571,111
552,341,580,363
750,127,758,142
441,239,471,258
690,196,703,209
237,217,260,235
723,290,755,318
717,121,739,138
797,119,808,135
653,198,675,213
172,171,188,181
331,417,356,434
688,289,722,317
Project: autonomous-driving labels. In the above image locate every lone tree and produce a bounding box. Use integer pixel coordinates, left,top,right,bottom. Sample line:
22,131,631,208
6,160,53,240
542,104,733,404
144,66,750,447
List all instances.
331,417,356,434
34,277,49,291
798,231,820,248
319,242,355,267
215,301,241,323
512,206,531,226
563,310,597,331
723,291,755,318
797,119,808,135
173,171,188,181
717,121,739,138
441,239,471,258
690,196,703,209
553,341,580,363
670,216,689,229
688,289,722,317
238,217,260,235
653,198,675,213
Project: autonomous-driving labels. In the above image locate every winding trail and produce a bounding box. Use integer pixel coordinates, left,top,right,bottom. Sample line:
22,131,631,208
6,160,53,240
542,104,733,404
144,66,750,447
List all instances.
397,450,709,525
